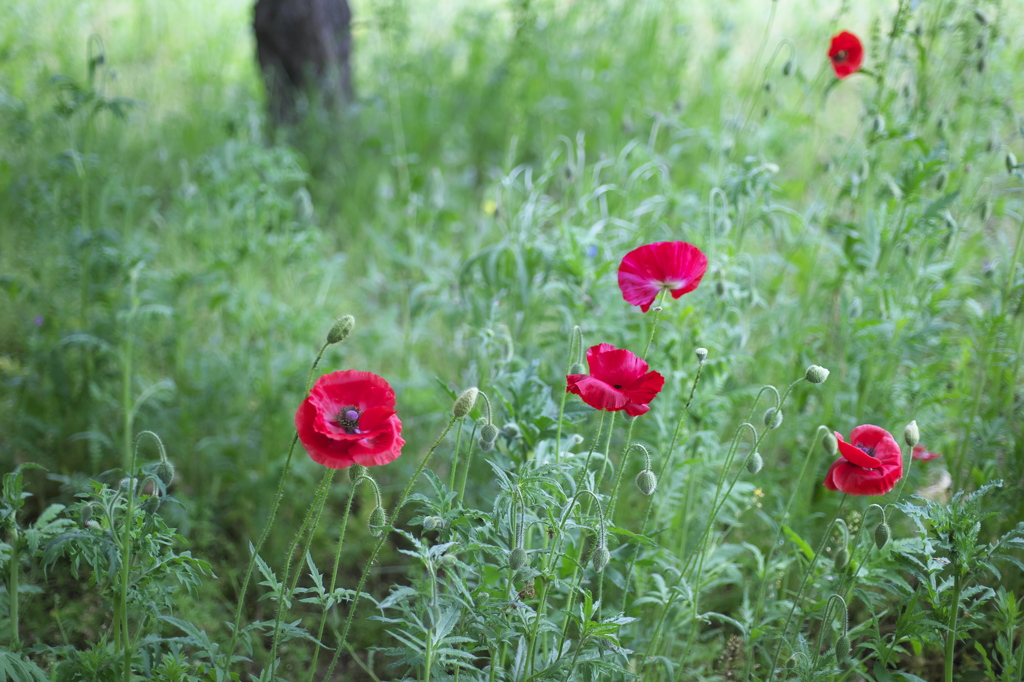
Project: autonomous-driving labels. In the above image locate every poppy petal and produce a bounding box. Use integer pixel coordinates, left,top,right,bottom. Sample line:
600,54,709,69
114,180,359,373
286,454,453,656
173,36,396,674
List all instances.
618,241,708,312
566,374,631,412
836,438,883,468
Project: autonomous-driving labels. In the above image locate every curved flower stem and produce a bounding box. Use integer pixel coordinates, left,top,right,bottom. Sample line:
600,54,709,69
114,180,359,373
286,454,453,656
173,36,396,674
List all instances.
555,326,584,465
322,417,457,682
456,419,481,505
641,290,668,359
226,341,330,668
766,494,848,682
448,419,465,492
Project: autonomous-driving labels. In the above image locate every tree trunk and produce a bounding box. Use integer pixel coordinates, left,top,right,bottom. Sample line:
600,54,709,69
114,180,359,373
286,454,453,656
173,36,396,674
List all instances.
253,0,353,125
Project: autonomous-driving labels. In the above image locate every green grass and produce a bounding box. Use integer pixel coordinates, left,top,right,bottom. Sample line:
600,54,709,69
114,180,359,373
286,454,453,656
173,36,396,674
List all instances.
1,0,1023,679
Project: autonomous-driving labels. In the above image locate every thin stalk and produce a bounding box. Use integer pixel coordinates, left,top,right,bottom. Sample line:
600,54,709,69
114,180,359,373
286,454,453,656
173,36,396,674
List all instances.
8,530,19,650
456,420,481,505
945,574,963,682
448,419,465,491
322,417,457,681
555,326,584,464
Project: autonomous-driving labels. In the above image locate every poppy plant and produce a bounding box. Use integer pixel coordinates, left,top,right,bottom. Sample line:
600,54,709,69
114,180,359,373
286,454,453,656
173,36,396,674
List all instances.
295,370,406,469
566,343,665,416
617,241,708,313
828,31,864,79
824,425,903,496
912,445,941,461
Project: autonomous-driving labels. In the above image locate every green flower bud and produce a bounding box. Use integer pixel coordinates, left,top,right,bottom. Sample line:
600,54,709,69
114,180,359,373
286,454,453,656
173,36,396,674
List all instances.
591,546,610,572
782,59,794,76
569,362,586,375
805,365,830,384
871,114,885,135
874,522,892,550
369,507,388,537
763,80,773,93
834,548,850,570
834,635,852,664
635,470,658,496
746,452,764,475
440,553,458,568
509,547,528,570
977,56,987,74
695,347,708,363
423,516,441,532
80,503,94,527
763,408,783,430
980,200,992,222
501,423,521,440
155,460,175,487
327,315,355,344
142,495,161,515
974,8,990,25
453,387,479,418
935,170,948,191
822,432,838,456
349,464,367,482
481,423,500,443
904,420,920,448
478,437,494,452
1007,152,1018,174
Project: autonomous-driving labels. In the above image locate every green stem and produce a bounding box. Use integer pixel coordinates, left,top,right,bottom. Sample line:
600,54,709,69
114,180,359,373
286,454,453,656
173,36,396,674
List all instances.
555,326,583,465
766,495,848,682
448,419,465,492
945,574,963,682
322,417,456,681
456,420,481,505
8,530,19,650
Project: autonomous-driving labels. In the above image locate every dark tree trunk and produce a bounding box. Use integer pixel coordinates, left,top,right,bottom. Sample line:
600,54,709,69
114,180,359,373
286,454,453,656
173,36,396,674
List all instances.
253,0,353,124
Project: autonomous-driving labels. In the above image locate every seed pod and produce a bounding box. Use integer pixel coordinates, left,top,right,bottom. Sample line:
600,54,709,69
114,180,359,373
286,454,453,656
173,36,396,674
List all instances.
591,546,611,572
904,420,920,448
822,432,838,456
327,315,355,344
763,408,783,430
746,452,764,475
635,469,658,496
874,522,892,550
453,387,479,418
695,347,708,362
805,365,830,384
509,547,528,570
155,461,175,487
369,507,388,537
834,548,850,570
834,635,852,664
481,423,500,443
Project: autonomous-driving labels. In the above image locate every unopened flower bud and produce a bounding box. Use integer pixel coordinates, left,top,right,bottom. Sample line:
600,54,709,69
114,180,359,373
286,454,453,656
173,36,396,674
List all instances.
834,548,850,570
871,114,885,134
935,170,948,191
974,8,990,25
142,496,161,514
327,315,355,344
453,387,479,418
763,80,773,93
119,477,135,493
349,464,367,482
155,460,175,487
874,522,891,550
714,280,726,297
440,553,458,567
478,437,494,452
501,423,521,440
904,420,920,447
1007,152,1017,174
80,503,94,527
805,365,829,384
746,452,764,475
635,470,658,496
980,200,992,221
834,635,852,664
782,59,794,76
763,408,783,430
822,431,838,456
695,347,708,363
977,56,987,73
481,423,500,443
369,507,388,537
591,546,610,572
569,362,586,375
508,547,528,570
423,516,441,532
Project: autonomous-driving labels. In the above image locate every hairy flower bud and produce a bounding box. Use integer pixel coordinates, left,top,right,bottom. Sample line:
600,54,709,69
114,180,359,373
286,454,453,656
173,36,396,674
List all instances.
746,452,764,475
935,170,948,191
874,522,892,550
440,552,458,568
369,507,388,537
478,437,494,452
80,503,94,527
501,423,521,440
509,547,528,570
155,461,175,487
904,420,920,448
974,8,990,25
871,114,885,135
763,408,783,430
349,464,367,482
834,548,850,570
327,315,355,344
423,516,441,532
822,431,838,456
142,495,161,514
569,362,586,375
481,423,500,444
453,387,479,418
834,635,852,664
636,470,658,496
695,347,708,363
805,365,830,384
782,59,794,76
1008,152,1018,174
591,546,610,572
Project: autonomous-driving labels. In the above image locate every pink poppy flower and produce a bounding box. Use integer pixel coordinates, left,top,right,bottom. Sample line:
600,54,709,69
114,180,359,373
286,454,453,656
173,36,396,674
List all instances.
566,343,665,417
617,241,708,313
823,425,903,496
912,445,941,461
295,370,406,468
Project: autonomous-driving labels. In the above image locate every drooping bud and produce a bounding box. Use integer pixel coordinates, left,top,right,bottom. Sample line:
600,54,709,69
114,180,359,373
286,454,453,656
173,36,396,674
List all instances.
501,423,521,440
805,365,830,384
635,470,658,496
874,522,892,550
508,547,528,570
327,315,355,344
478,437,494,452
834,635,852,664
155,460,175,487
369,507,388,537
782,59,794,76
440,552,458,568
453,387,479,418
822,431,838,456
142,495,161,514
980,200,992,222
746,452,764,475
481,423,500,444
569,362,586,375
763,408,783,430
591,546,610,572
695,347,708,363
935,170,948,191
871,114,885,135
974,8,990,25
1007,152,1018,174
834,548,850,570
349,464,367,482
904,420,920,448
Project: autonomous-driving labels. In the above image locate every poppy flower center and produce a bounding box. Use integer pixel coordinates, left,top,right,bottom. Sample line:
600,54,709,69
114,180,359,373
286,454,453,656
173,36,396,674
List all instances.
335,407,361,434
613,384,622,389
833,50,847,62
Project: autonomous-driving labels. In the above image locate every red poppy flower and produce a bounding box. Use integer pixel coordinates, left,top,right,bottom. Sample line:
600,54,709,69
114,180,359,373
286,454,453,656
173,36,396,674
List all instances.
828,31,864,79
823,425,903,496
912,445,941,461
566,343,665,416
295,370,405,468
617,241,708,313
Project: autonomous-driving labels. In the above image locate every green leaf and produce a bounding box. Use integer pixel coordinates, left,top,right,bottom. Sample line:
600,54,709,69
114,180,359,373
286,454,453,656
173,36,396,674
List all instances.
782,524,814,561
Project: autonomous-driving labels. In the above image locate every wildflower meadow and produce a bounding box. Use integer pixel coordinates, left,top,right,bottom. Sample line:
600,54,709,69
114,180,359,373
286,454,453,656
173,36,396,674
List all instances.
2,0,1023,680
